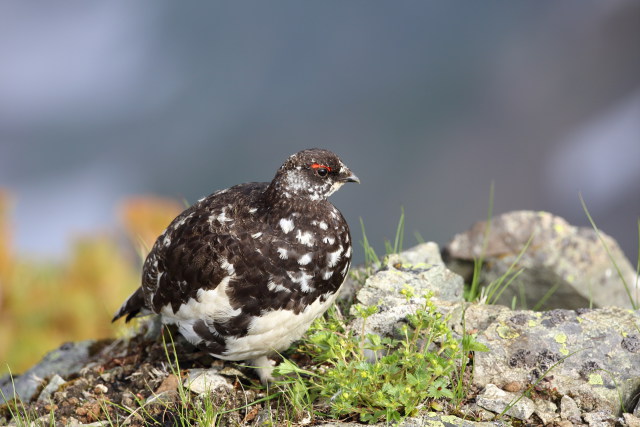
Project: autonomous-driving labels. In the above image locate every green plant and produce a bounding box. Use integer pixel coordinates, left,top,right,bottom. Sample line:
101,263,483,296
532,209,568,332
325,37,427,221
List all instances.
466,182,495,302
481,233,534,307
463,183,542,310
580,193,638,309
531,280,562,311
359,207,406,273
593,368,626,414
359,217,380,271
275,288,487,424
384,206,405,255
99,330,232,426
159,330,227,426
271,357,319,423
450,305,488,408
0,368,50,427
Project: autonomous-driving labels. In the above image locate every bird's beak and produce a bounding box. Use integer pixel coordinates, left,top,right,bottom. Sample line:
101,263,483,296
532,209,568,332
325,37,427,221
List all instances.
340,171,360,184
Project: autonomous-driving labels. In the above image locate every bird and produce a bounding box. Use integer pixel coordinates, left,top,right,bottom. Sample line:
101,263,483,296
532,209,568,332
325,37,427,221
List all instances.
112,148,359,383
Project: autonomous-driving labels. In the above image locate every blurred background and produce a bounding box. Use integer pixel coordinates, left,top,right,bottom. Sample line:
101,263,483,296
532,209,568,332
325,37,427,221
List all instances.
1,1,639,374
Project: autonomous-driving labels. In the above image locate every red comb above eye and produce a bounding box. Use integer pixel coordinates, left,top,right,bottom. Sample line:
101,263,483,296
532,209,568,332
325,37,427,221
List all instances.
311,163,332,171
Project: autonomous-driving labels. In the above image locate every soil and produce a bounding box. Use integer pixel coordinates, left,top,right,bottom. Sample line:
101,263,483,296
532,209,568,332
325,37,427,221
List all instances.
0,323,314,426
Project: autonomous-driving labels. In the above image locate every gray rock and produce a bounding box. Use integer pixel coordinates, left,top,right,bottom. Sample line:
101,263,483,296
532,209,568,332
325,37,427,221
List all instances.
476,383,535,421
446,210,637,310
457,403,496,422
336,237,639,423
624,413,640,427
349,243,465,349
183,368,232,395
582,410,616,426
394,241,444,266
534,399,559,425
36,374,66,403
0,340,95,404
401,413,509,426
66,418,110,427
469,304,640,416
145,390,178,406
354,245,464,311
561,395,582,423
340,243,445,307
316,413,508,426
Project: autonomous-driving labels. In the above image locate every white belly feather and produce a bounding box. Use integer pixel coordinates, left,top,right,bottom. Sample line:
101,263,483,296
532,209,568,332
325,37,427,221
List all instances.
159,282,341,361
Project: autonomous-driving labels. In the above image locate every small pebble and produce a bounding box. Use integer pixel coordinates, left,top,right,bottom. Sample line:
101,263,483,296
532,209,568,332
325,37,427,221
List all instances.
623,413,640,427
560,395,582,424
94,384,108,394
503,381,522,392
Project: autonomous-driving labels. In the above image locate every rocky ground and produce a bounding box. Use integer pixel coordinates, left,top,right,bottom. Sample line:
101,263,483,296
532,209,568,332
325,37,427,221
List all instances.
0,326,270,426
2,210,640,426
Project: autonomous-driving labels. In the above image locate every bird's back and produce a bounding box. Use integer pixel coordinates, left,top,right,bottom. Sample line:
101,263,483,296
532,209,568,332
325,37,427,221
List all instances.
120,180,352,358
113,148,358,377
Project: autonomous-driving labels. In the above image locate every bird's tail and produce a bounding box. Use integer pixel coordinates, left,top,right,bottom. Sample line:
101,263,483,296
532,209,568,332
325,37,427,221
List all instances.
112,287,149,323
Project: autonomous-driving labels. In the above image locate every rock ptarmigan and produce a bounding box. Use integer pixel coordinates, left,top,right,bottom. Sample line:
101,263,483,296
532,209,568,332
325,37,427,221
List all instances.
112,148,359,383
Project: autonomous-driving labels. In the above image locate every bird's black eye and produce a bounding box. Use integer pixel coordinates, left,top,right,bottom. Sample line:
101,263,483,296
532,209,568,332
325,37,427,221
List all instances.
311,163,331,178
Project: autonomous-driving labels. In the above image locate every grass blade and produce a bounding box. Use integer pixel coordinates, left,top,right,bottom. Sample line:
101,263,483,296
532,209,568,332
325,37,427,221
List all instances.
580,193,637,309
393,206,405,254
468,182,494,302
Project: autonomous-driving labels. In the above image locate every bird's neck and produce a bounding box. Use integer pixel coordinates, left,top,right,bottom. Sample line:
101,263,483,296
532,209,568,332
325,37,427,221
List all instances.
262,181,329,217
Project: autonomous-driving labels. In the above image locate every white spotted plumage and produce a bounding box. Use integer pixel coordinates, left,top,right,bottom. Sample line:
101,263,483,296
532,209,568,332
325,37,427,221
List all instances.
112,148,359,385
279,218,295,234
297,253,312,265
277,247,288,259
295,229,314,246
327,246,343,267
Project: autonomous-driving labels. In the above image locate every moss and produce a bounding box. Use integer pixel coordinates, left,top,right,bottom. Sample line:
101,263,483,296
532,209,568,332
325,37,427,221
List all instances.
497,324,520,340
554,333,567,344
588,373,604,385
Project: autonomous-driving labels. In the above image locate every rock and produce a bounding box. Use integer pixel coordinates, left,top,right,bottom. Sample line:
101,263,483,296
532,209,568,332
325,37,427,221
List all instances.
337,265,366,303
3,212,639,425
0,340,96,404
582,410,616,426
476,383,535,420
445,210,637,310
36,374,66,403
402,413,509,426
350,243,465,339
354,244,464,309
119,391,137,409
624,413,640,427
348,247,466,363
92,384,108,395
183,368,232,395
315,413,509,426
534,399,559,424
394,241,444,266
468,303,640,416
458,403,496,422
146,373,180,406
218,365,250,380
154,373,179,394
502,381,523,393
561,395,582,423
66,418,110,427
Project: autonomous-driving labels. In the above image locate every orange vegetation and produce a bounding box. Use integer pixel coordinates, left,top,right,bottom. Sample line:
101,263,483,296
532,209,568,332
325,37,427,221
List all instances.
0,192,183,375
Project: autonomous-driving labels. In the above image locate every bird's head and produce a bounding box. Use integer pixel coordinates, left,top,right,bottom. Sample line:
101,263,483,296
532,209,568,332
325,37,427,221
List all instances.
270,148,359,201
